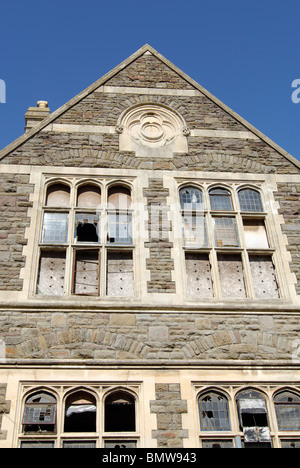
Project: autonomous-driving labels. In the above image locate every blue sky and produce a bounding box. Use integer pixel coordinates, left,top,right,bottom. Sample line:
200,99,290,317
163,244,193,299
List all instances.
0,0,299,160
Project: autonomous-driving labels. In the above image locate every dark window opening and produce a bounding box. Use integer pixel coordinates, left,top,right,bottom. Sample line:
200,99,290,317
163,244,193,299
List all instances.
64,391,96,433
77,223,99,243
105,391,136,432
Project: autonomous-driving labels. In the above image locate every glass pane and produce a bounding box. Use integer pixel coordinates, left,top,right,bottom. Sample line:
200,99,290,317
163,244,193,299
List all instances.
107,213,132,244
199,393,231,431
182,214,207,247
63,441,96,448
210,188,233,211
281,440,300,448
104,440,137,448
21,442,54,448
41,212,69,243
239,189,263,212
180,187,203,211
276,405,300,430
213,217,239,247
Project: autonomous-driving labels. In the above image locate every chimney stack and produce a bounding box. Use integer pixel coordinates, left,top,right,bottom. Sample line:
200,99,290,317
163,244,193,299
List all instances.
25,100,50,132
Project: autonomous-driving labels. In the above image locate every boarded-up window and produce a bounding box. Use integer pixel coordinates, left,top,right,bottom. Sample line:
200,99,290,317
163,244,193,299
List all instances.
72,250,100,295
249,255,279,299
218,254,246,298
243,219,269,249
213,217,239,247
37,251,66,296
106,251,134,297
46,183,70,207
77,184,101,208
185,253,213,298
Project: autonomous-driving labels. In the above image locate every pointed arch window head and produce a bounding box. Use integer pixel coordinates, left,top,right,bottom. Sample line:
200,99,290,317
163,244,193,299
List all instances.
77,184,102,208
199,392,231,431
238,188,263,212
274,391,300,430
105,391,136,433
64,391,96,433
209,188,233,211
46,183,70,207
23,391,57,427
180,187,203,211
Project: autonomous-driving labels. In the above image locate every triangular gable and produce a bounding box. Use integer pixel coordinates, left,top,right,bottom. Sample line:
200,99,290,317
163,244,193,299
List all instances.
0,44,299,170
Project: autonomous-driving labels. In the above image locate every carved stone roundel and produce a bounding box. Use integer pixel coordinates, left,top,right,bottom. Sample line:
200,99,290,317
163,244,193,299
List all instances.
119,104,187,148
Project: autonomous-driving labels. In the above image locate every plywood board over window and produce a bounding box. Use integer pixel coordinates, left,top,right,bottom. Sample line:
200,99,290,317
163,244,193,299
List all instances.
249,255,279,299
218,254,246,298
243,219,269,249
185,252,213,299
106,251,134,297
72,250,100,295
37,251,66,296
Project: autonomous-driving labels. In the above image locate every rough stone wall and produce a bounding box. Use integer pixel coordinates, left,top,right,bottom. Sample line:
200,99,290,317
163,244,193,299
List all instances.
0,174,33,291
144,179,175,293
0,311,299,362
0,384,11,440
275,182,300,295
150,384,188,448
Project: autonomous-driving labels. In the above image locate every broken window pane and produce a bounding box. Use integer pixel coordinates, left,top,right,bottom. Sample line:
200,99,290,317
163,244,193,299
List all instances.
202,439,233,448
238,189,263,212
41,212,69,244
281,440,300,449
185,252,213,299
105,391,136,432
182,214,207,247
243,219,269,249
236,389,271,444
213,217,239,247
75,213,100,243
180,186,203,211
77,184,101,208
107,213,132,244
23,392,56,433
46,183,70,207
73,250,100,295
106,251,134,297
275,391,300,430
218,254,246,298
199,392,231,431
64,391,96,433
209,188,233,211
37,251,66,296
249,255,279,299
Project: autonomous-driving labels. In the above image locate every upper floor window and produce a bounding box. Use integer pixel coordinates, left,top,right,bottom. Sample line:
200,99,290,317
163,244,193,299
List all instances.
104,391,136,433
23,391,57,432
274,391,300,430
198,391,231,432
181,183,279,301
36,179,134,298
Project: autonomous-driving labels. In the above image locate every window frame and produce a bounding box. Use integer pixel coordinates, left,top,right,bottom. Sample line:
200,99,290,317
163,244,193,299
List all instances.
179,182,280,301
35,178,135,300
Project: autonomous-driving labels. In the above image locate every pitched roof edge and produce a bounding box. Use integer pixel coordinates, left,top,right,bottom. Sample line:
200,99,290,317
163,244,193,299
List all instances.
0,43,299,170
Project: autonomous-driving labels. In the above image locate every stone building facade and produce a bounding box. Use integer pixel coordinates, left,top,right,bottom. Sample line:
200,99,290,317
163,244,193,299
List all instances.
0,45,300,448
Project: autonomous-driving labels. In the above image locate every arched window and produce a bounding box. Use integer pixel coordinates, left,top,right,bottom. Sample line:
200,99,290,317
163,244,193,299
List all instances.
238,188,263,212
64,391,97,433
236,389,271,446
104,391,136,432
107,185,132,245
77,184,101,208
198,391,230,431
23,391,56,432
274,391,300,430
180,186,203,211
46,183,70,207
209,188,233,211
